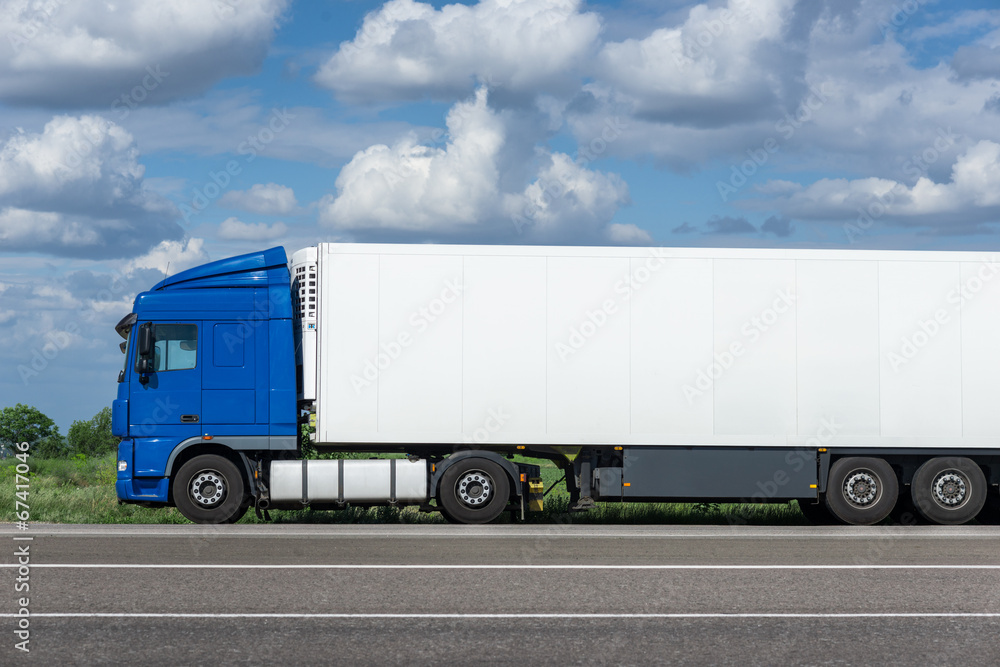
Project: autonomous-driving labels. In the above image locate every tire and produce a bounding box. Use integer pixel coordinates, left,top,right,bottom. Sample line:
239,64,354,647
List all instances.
173,454,249,524
911,457,986,526
796,498,840,525
437,458,511,524
825,457,898,525
437,506,463,524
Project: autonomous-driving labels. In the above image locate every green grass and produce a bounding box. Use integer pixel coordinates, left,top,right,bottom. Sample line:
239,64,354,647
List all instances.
0,453,810,525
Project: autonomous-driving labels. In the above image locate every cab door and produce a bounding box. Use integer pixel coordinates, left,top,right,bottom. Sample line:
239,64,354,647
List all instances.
129,321,203,441
201,321,256,425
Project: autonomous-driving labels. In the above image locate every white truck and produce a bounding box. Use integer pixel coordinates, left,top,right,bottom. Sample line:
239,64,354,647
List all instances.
114,243,1000,525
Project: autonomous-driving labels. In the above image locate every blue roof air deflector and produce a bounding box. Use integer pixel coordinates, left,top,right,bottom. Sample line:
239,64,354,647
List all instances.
152,247,288,290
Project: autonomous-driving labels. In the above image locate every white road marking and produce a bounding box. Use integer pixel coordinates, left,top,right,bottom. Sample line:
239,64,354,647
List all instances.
2,612,998,619
3,564,1000,569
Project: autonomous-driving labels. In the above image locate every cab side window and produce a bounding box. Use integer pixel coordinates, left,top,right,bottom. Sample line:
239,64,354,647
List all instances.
153,324,198,371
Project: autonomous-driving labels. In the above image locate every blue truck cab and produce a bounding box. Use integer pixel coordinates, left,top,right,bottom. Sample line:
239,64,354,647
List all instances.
112,247,298,521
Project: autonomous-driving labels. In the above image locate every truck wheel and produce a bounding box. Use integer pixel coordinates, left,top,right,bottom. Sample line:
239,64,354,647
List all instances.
173,455,249,524
825,457,897,525
796,499,839,525
438,459,511,524
911,457,986,525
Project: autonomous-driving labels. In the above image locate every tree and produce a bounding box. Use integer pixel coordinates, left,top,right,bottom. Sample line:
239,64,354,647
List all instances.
34,432,67,458
0,404,58,454
67,407,119,457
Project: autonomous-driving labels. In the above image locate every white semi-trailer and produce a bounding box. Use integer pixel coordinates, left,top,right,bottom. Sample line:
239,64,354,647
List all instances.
114,243,1000,525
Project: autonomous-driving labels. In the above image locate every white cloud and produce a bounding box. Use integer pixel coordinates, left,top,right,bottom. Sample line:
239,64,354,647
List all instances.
1,115,142,208
123,238,210,276
0,115,182,258
0,0,288,107
217,217,288,241
502,152,631,242
605,223,654,245
757,140,1000,228
219,183,298,215
315,0,601,103
319,88,635,244
594,0,797,127
564,0,1000,181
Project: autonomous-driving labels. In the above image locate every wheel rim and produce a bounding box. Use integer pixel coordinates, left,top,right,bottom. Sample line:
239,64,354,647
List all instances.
843,469,880,507
189,470,226,508
930,470,969,510
455,470,494,509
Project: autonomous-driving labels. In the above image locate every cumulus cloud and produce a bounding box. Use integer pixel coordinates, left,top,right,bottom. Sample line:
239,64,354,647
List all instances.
123,238,210,276
219,183,298,215
757,140,1000,228
319,88,635,244
314,0,601,104
594,0,797,128
0,0,288,107
0,115,182,258
217,217,288,241
565,0,1000,181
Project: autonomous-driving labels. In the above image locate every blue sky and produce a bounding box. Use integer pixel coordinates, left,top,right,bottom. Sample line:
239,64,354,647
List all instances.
1,0,1000,432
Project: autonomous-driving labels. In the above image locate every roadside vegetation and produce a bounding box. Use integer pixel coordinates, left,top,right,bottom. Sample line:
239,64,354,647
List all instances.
1,403,812,525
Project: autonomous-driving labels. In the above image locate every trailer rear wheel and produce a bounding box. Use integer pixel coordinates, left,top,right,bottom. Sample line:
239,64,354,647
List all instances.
911,457,986,525
173,455,249,524
825,457,897,525
438,459,511,524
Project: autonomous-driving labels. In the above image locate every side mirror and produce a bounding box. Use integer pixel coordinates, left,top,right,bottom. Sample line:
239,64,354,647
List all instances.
135,323,154,383
137,323,153,357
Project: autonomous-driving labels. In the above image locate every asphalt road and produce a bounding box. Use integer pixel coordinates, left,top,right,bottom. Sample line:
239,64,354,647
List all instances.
2,524,999,665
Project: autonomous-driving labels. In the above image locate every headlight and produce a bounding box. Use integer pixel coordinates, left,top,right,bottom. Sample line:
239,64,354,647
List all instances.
118,460,128,472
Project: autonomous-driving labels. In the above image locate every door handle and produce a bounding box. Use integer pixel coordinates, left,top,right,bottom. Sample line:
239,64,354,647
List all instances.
180,415,200,423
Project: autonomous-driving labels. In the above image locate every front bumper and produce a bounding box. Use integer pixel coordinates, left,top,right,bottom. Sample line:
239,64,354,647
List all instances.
116,439,170,504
